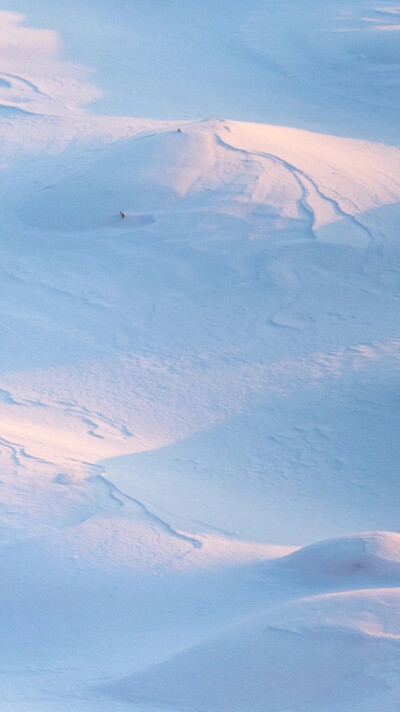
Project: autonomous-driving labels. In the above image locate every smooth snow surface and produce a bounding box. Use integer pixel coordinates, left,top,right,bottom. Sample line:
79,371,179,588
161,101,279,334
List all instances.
1,2,400,710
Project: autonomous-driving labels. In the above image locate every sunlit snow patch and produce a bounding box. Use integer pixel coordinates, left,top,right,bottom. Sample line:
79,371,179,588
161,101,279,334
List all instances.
0,11,100,115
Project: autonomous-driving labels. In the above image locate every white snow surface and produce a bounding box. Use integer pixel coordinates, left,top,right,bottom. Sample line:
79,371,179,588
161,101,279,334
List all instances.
1,2,400,710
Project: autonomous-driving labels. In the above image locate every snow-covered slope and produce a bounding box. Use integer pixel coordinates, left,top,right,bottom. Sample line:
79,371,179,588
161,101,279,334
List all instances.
1,2,400,710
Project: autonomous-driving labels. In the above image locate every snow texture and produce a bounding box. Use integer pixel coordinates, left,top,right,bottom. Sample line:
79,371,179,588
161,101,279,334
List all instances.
1,2,400,710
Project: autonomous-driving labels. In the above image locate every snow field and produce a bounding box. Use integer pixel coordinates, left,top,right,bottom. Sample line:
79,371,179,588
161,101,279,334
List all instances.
1,2,400,710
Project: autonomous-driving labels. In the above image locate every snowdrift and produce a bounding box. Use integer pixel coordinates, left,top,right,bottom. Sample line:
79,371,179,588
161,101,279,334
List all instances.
101,532,400,712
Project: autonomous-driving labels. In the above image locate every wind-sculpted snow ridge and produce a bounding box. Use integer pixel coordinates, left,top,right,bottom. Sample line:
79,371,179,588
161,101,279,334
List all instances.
16,119,400,234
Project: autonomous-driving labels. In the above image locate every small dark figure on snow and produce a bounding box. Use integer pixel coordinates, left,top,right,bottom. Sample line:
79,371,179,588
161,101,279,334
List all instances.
177,128,182,133
120,211,126,218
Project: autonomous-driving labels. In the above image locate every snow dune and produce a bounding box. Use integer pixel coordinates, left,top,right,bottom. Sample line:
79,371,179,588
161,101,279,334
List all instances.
1,2,400,710
102,533,400,712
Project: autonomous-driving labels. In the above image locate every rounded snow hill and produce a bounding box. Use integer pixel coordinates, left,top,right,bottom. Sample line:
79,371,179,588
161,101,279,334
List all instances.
17,117,400,239
280,531,400,581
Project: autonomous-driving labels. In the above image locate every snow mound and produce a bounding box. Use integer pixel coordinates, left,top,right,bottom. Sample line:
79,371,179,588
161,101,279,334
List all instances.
101,580,400,712
100,533,400,711
281,531,400,580
269,586,400,639
18,126,216,231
